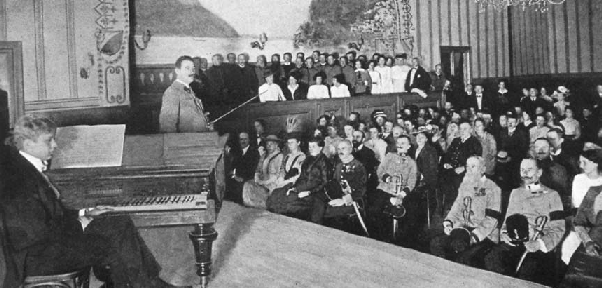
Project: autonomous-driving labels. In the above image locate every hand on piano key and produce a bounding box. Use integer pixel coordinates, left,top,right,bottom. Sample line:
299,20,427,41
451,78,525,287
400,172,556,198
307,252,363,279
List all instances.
86,206,115,216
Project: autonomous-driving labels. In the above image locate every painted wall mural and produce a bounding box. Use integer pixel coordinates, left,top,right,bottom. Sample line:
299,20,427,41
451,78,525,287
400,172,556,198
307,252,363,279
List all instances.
134,0,417,65
95,0,130,105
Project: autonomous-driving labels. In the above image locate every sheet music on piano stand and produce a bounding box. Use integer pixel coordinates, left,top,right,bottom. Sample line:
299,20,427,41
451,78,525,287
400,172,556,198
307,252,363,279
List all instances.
51,124,126,169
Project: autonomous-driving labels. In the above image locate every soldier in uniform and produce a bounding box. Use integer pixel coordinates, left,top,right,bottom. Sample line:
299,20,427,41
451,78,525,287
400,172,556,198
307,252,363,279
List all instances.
484,158,565,286
311,140,367,225
370,135,417,241
430,156,502,268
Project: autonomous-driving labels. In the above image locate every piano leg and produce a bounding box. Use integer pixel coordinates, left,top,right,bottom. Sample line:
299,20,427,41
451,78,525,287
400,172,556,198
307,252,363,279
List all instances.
189,223,218,288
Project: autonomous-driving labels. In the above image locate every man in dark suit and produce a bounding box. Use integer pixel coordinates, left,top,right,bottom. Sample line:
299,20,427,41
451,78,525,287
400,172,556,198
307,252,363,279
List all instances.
547,128,580,181
497,111,529,190
206,54,227,116
532,138,571,211
351,130,379,177
226,132,260,204
0,115,188,288
520,87,548,118
405,57,432,93
281,52,295,82
236,53,258,103
190,57,210,103
468,84,495,114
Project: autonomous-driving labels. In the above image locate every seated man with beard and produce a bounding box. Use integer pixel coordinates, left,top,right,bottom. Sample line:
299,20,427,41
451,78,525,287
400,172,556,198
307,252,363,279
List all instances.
266,138,330,221
430,156,502,267
311,140,367,225
242,135,284,209
484,158,565,286
532,138,571,211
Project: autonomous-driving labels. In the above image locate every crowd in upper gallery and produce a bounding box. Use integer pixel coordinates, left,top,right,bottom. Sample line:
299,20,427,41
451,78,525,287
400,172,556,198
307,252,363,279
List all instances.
188,51,435,115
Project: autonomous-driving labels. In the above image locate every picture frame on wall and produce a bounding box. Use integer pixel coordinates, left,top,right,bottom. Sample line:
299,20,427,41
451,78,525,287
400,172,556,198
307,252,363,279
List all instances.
0,41,24,142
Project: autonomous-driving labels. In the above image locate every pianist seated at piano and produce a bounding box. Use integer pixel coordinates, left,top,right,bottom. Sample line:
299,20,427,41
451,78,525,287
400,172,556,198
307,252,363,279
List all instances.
266,137,330,221
258,70,286,102
242,135,284,209
0,115,191,288
159,55,210,133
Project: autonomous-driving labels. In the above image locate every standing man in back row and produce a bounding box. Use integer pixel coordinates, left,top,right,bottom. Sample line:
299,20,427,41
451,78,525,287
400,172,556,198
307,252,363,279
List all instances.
405,57,431,94
159,55,210,132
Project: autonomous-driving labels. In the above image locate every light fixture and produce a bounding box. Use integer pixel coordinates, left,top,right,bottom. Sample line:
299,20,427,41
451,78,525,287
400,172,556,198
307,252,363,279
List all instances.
475,0,566,13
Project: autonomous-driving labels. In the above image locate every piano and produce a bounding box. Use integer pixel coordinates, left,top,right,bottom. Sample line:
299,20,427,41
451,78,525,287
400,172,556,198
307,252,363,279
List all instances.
46,132,222,288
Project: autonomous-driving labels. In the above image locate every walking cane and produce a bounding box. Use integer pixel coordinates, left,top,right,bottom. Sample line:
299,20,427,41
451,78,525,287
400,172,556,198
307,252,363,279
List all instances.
515,215,548,275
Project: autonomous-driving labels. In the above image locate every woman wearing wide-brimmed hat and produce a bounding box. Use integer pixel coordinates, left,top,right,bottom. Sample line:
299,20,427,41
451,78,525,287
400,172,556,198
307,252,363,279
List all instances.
242,135,284,208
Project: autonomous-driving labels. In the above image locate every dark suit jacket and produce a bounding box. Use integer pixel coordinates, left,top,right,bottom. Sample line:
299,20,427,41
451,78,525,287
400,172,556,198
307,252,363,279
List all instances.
283,83,309,101
415,144,439,189
206,65,226,102
539,159,571,211
353,145,379,175
521,96,548,117
294,153,331,195
404,66,431,92
0,146,82,287
443,136,483,169
499,128,529,164
238,65,258,101
232,146,260,181
467,93,495,113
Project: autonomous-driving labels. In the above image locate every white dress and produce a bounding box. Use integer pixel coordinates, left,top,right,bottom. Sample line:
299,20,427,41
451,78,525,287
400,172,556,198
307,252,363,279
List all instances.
330,84,351,98
391,65,411,93
561,174,602,264
368,70,382,94
307,84,330,99
374,66,393,94
258,83,285,102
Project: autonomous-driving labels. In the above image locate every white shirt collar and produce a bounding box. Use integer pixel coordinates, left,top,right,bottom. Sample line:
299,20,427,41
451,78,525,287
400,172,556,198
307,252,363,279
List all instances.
19,151,47,172
175,79,191,89
242,146,249,155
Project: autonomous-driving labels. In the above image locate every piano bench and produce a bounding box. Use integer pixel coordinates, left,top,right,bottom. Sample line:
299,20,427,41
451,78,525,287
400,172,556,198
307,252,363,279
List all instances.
23,267,90,288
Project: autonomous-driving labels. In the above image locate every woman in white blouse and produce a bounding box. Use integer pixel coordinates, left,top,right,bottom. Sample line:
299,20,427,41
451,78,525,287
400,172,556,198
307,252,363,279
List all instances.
329,74,350,98
374,56,392,94
368,60,381,95
258,71,285,102
561,148,602,264
560,106,580,140
306,71,330,99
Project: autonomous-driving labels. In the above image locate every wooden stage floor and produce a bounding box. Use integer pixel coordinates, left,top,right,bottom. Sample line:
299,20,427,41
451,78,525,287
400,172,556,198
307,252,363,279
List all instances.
102,201,547,288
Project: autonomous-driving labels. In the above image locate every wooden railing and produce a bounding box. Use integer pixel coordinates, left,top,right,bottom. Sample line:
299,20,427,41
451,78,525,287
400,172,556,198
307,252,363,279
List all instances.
129,90,444,135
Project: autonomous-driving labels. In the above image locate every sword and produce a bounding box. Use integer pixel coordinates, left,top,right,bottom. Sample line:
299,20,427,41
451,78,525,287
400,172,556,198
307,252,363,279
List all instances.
515,215,548,274
352,200,369,236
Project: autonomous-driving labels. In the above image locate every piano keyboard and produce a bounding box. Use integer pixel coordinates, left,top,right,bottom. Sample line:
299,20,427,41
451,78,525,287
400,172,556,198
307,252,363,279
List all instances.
108,194,208,212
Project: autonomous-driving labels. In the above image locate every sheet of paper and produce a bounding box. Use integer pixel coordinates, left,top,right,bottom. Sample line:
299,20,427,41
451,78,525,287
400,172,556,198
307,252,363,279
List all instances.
50,124,126,169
